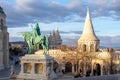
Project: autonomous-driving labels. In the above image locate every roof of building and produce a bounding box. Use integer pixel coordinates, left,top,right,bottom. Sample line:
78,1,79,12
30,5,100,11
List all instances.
78,9,99,41
0,6,6,16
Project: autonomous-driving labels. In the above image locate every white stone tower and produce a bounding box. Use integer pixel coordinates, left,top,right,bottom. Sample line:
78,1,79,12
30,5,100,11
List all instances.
78,9,99,52
0,6,9,70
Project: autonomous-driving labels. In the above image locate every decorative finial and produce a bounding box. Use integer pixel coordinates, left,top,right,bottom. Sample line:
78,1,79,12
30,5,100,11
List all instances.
86,8,91,20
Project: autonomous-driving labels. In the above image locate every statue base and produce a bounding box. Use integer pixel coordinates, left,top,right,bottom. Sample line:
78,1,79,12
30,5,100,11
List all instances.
17,50,57,80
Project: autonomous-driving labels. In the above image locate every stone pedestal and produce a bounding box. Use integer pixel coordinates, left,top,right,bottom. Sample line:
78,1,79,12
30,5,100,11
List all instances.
17,50,57,80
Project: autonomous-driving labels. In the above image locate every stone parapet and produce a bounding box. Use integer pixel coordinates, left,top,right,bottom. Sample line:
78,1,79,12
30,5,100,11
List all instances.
74,74,120,80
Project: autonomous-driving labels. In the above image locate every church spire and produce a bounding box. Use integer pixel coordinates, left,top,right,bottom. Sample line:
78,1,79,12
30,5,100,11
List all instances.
78,8,100,52
56,27,59,31
79,8,99,41
83,8,94,35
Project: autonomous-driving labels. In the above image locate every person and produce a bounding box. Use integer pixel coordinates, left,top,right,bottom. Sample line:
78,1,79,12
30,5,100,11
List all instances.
74,72,79,78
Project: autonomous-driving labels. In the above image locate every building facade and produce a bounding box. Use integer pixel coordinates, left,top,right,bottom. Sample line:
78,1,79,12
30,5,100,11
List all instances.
0,6,9,70
48,9,120,76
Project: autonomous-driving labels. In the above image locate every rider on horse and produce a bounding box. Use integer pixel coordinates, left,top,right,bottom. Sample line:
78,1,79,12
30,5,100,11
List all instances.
22,23,49,54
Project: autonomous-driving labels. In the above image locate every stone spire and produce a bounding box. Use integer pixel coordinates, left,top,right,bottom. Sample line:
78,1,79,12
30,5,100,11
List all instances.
79,8,99,41
56,27,59,31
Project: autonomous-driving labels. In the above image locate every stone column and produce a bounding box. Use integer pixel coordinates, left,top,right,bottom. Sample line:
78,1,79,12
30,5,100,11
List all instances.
101,64,103,76
72,63,74,73
0,53,4,70
20,63,24,73
31,62,34,74
91,61,93,76
44,63,47,78
107,66,110,75
78,60,80,72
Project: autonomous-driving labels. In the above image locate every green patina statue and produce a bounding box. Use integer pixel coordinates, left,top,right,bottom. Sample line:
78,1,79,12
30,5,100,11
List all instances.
22,23,49,54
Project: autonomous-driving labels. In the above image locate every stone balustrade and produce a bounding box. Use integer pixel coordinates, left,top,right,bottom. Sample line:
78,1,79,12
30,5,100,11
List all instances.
74,74,120,80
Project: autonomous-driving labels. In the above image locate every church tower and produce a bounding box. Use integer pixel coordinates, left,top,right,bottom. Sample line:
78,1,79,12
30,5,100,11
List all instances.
49,27,62,49
54,27,62,45
78,9,99,52
0,6,9,70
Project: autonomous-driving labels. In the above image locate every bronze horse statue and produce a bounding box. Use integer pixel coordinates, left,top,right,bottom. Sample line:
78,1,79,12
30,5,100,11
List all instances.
22,23,49,54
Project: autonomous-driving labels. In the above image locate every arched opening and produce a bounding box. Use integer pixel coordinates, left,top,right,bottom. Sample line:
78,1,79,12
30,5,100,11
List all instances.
90,44,94,52
83,44,86,52
65,62,72,73
53,62,59,73
93,63,101,76
95,44,99,51
96,63,101,75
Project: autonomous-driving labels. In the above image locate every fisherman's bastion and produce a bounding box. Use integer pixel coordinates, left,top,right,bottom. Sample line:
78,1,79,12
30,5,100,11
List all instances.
0,5,120,80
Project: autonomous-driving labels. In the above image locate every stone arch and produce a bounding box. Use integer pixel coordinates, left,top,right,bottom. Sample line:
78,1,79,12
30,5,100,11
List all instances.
83,44,86,52
53,61,59,73
93,63,101,76
65,62,72,73
96,63,101,75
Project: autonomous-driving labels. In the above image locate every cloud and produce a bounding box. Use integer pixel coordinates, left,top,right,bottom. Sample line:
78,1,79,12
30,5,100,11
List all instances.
0,0,74,27
9,28,120,48
99,35,120,48
0,0,120,27
62,35,120,48
9,36,24,42
68,0,120,18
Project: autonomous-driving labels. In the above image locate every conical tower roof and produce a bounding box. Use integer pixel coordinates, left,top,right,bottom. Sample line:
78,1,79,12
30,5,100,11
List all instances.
79,9,99,41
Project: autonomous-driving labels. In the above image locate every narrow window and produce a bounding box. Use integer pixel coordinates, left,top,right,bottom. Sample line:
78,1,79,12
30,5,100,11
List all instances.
83,44,86,52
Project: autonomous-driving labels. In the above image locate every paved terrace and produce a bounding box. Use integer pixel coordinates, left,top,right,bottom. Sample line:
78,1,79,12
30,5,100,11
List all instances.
0,68,120,80
0,61,120,80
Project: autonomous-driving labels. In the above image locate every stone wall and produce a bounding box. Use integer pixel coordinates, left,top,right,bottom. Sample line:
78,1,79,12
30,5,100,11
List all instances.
74,74,120,80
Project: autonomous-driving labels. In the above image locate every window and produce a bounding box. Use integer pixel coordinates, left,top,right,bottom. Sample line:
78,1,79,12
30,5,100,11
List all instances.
1,19,3,25
83,44,86,52
90,44,94,52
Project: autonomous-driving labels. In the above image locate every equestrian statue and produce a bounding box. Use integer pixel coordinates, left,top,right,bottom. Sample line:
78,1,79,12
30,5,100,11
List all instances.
22,23,49,54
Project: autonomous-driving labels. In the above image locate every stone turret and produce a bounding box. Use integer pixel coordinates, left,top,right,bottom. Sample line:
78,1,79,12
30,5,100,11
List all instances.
78,9,99,52
0,6,9,70
0,6,6,31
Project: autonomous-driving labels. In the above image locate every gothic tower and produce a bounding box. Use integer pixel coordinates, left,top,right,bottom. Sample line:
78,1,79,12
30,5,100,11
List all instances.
78,9,99,52
49,27,62,49
0,6,9,70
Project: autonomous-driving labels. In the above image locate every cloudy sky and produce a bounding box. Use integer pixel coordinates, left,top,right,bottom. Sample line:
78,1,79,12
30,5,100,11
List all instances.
0,0,120,48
